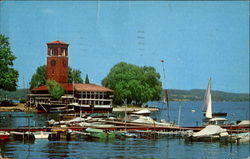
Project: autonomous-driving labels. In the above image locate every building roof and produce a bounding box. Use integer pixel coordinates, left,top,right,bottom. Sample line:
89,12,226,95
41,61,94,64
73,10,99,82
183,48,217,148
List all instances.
47,41,69,45
32,83,113,92
74,84,113,92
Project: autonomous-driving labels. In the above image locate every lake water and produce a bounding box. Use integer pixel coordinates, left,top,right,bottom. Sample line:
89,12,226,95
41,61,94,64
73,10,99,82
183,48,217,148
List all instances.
0,101,249,159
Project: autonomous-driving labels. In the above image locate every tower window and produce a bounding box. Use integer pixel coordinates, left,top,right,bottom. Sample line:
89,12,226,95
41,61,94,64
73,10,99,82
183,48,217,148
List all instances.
62,49,66,56
50,49,55,56
54,49,58,56
50,49,53,56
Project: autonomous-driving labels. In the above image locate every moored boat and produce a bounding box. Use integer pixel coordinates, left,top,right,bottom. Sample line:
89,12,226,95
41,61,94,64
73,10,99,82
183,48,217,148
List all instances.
231,132,250,143
0,131,10,141
129,115,172,126
236,120,250,126
212,112,227,117
85,128,115,139
33,131,50,139
10,131,35,140
186,125,229,142
202,78,228,125
130,109,151,116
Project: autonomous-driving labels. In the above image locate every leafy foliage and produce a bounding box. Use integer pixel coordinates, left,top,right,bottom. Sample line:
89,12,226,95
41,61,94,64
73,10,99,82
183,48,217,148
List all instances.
85,74,90,84
0,34,19,91
102,62,162,105
0,89,30,101
47,80,64,100
68,67,83,83
29,65,46,90
29,66,83,89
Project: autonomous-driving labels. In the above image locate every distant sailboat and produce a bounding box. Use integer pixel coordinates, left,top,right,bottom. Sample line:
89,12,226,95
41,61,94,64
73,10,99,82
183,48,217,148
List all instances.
202,78,227,125
202,78,212,119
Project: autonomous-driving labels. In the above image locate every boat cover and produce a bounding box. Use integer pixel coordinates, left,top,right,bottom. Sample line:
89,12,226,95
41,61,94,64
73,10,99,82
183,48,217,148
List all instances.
237,120,250,126
193,125,227,137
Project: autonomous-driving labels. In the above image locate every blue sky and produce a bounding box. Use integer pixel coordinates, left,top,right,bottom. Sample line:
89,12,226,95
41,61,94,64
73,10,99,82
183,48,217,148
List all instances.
0,1,249,93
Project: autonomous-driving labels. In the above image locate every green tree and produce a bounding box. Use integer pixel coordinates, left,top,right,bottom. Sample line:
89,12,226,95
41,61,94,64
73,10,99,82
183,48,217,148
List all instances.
29,65,46,89
0,34,19,91
47,80,64,100
29,66,83,89
85,74,90,84
68,67,83,83
102,62,162,106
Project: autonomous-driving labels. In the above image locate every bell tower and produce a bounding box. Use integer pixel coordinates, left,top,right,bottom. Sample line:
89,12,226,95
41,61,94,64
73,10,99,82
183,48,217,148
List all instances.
46,41,69,83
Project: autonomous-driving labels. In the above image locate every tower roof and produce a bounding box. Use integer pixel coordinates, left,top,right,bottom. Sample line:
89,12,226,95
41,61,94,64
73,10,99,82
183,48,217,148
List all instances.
47,41,69,45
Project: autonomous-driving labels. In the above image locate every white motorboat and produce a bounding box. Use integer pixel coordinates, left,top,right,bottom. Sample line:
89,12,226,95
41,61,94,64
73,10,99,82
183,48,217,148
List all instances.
129,115,171,126
33,131,50,139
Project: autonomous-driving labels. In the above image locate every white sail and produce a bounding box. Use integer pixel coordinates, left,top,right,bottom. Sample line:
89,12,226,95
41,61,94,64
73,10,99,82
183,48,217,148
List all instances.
203,78,212,119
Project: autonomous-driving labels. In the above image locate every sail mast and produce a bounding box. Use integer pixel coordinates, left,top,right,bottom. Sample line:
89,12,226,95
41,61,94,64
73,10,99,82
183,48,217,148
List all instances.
161,59,170,122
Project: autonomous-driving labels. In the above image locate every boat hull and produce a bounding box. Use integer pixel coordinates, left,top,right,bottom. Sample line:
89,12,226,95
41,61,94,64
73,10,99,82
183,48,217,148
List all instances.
0,131,10,141
85,128,115,139
0,135,9,140
34,132,50,139
11,132,35,140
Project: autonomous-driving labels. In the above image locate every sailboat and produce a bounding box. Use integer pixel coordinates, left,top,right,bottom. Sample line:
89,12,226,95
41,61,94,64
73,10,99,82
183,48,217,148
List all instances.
202,78,227,125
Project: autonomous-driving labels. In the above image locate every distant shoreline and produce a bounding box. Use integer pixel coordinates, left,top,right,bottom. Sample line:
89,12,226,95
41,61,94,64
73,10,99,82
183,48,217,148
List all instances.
166,89,249,102
1,88,249,102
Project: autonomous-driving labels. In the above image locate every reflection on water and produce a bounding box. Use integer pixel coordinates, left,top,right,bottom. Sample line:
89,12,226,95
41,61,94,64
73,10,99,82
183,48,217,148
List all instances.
1,138,249,159
0,101,249,159
0,136,249,159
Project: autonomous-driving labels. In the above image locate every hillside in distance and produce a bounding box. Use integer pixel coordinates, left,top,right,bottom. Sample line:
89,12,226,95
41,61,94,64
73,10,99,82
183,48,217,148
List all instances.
166,89,249,101
0,88,249,102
